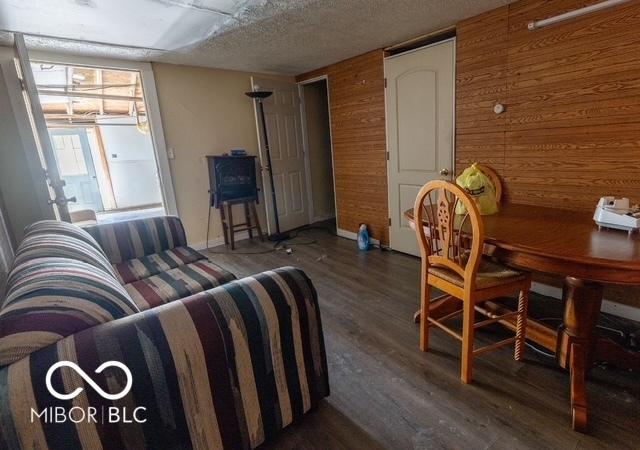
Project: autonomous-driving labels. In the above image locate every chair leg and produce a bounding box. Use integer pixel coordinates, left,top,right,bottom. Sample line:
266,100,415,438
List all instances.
228,203,235,250
251,202,264,242
420,284,431,352
220,203,229,246
515,288,529,362
461,292,475,384
206,206,212,250
244,202,253,240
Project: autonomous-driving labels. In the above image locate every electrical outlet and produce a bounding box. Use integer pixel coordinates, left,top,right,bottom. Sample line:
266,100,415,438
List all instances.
167,147,176,159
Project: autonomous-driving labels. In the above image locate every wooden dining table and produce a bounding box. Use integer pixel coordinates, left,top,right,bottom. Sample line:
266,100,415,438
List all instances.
404,203,640,432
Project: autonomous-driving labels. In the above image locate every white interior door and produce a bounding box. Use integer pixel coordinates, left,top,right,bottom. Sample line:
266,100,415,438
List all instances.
252,77,309,233
13,34,73,222
0,195,14,292
385,39,455,256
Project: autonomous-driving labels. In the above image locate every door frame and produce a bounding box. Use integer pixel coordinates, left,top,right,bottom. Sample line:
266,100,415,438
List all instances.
0,192,15,295
23,50,178,216
297,75,338,228
0,47,55,222
383,36,457,253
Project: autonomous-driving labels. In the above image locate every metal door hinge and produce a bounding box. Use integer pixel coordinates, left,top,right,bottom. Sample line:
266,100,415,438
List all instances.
389,218,392,226
386,151,389,161
384,78,387,88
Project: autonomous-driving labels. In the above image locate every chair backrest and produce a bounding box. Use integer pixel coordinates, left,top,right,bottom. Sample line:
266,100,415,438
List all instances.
474,163,503,204
414,180,485,286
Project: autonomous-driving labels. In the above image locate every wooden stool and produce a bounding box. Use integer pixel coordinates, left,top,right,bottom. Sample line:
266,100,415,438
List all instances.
208,197,263,250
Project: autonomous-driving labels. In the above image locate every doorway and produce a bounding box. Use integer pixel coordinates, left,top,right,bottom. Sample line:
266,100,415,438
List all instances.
31,61,165,222
251,77,310,234
300,78,336,225
385,39,456,256
49,128,103,213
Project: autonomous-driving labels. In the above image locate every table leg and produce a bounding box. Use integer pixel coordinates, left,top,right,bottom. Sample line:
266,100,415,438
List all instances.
556,277,603,433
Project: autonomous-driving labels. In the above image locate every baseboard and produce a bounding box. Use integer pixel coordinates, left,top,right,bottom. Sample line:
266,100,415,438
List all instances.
336,228,381,246
311,213,336,223
532,281,640,322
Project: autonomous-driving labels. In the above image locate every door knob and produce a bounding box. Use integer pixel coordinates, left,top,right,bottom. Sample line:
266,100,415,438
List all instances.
439,168,450,176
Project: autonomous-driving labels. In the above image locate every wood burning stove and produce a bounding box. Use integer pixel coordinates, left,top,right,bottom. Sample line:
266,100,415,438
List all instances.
206,155,259,208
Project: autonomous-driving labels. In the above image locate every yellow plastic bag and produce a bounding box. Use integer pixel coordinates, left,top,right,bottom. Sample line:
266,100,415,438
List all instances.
455,163,499,215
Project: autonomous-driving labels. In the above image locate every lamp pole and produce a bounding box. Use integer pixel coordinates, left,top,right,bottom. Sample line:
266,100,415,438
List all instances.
246,90,289,242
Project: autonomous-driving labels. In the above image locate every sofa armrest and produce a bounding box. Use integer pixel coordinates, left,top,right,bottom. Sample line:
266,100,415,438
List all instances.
0,267,329,450
82,216,188,264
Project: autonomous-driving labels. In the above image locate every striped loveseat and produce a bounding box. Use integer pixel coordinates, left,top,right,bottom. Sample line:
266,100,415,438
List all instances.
0,217,329,450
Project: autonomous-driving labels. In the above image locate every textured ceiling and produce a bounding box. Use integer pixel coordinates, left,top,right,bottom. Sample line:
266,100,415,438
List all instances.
0,0,514,75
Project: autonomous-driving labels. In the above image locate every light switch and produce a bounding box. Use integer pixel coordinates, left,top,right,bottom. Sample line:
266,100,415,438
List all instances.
167,147,176,159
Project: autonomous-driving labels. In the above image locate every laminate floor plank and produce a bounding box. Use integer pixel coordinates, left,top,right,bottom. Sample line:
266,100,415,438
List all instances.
204,227,639,450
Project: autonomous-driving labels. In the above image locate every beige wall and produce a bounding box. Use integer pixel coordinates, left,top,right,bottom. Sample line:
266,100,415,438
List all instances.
152,62,293,246
303,81,335,220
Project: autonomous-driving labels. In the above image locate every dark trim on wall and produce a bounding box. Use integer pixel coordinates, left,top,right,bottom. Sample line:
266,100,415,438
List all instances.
386,29,457,57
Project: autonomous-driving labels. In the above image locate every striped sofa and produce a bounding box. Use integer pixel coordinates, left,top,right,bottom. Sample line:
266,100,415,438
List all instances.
0,217,329,450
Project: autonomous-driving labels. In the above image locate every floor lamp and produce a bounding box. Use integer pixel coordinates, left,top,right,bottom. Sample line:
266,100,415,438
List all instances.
246,90,289,242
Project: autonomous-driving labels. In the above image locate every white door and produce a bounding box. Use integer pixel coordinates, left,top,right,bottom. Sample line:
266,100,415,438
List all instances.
0,196,14,292
385,39,455,256
13,33,72,221
252,77,309,233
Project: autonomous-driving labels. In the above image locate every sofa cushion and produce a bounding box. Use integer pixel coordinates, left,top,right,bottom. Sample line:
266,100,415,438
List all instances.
84,216,188,264
0,258,139,367
13,232,118,279
124,260,237,310
113,246,206,284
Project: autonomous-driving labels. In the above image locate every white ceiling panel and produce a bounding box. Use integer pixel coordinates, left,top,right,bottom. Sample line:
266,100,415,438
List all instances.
0,0,515,74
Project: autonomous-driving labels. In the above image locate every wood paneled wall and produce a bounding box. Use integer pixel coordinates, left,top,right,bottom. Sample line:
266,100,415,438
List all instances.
456,0,640,210
457,0,640,308
297,51,389,244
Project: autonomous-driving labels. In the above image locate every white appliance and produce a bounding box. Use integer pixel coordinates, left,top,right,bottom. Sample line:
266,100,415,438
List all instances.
593,197,640,234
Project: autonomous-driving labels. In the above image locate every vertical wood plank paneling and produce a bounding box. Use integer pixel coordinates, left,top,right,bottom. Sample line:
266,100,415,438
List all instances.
455,6,509,199
456,0,640,212
455,0,640,308
297,51,389,244
505,0,640,210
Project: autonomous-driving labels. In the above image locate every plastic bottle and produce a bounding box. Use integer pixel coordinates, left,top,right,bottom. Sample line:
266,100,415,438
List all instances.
357,223,370,251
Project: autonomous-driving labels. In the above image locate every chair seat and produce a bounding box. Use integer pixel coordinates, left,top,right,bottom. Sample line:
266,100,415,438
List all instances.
428,257,526,289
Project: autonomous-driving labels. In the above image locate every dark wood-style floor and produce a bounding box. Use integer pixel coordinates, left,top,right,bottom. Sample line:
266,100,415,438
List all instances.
204,226,639,450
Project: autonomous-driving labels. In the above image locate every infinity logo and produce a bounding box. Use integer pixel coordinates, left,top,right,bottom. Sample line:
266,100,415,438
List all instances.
45,361,133,401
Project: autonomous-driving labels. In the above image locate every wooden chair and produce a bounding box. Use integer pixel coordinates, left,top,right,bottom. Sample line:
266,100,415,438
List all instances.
414,180,531,383
474,163,502,204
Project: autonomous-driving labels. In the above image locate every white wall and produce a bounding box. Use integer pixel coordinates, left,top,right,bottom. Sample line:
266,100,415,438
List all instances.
97,116,163,209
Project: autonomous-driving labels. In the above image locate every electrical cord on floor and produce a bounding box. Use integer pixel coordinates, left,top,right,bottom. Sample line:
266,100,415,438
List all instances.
525,342,556,358
204,247,279,255
519,316,638,359
205,222,334,254
271,221,338,249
